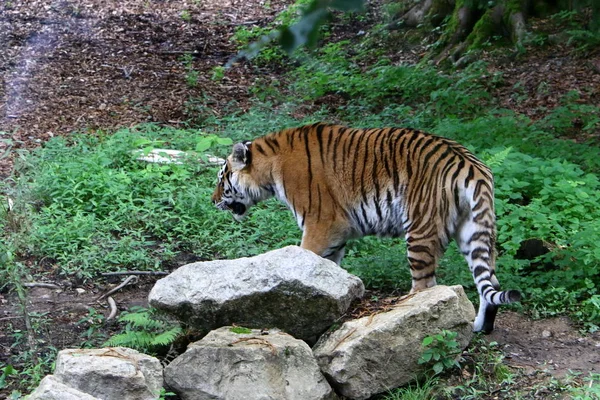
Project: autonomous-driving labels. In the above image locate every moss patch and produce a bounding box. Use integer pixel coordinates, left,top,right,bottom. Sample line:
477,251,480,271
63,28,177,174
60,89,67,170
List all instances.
230,326,253,334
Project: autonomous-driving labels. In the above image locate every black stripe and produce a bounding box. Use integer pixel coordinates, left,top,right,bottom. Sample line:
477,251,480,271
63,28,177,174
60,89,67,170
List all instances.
317,184,322,221
332,128,344,171
468,231,491,243
263,137,276,153
408,245,434,258
473,265,488,277
316,124,325,165
471,247,488,260
464,165,475,186
422,142,444,167
413,271,436,281
304,129,313,211
407,257,429,270
326,127,334,155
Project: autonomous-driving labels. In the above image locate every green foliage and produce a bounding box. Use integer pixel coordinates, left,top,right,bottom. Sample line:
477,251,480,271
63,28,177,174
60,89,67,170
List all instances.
439,337,517,398
230,326,253,334
211,66,226,82
568,373,600,399
77,308,108,348
4,125,238,279
180,9,191,22
103,307,183,354
343,237,411,291
382,376,439,400
566,28,600,54
540,91,600,136
418,330,461,375
230,0,364,64
0,365,18,390
180,53,199,87
292,50,495,119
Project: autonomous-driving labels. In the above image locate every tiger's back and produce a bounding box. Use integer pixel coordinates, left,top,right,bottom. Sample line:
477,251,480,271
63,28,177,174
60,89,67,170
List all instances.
212,123,521,333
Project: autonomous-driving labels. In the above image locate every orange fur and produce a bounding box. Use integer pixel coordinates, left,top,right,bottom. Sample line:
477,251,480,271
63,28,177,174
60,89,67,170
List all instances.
212,123,520,332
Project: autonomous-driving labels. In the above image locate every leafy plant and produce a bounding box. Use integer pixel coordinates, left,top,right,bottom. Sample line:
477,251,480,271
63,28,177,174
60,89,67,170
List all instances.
77,308,108,348
418,330,461,375
0,365,18,390
104,307,183,354
180,53,199,87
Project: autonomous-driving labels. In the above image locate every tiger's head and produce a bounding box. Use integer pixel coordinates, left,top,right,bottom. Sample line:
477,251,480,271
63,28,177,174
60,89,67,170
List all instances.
212,141,272,221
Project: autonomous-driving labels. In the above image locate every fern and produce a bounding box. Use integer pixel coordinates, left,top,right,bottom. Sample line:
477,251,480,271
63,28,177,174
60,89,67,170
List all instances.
119,311,166,330
103,307,182,353
484,147,512,169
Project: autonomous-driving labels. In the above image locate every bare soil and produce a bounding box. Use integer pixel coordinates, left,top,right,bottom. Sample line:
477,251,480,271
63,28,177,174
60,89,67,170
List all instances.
1,0,599,398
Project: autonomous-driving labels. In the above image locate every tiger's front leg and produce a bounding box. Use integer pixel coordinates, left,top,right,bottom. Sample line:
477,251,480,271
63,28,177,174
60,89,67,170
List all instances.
300,221,349,265
405,235,442,292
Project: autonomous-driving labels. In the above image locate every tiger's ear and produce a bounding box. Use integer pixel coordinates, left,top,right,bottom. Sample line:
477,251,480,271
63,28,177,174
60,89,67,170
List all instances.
231,141,252,170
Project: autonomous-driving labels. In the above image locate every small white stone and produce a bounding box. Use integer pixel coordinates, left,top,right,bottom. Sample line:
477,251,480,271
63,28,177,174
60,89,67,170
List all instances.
542,330,552,338
75,288,85,295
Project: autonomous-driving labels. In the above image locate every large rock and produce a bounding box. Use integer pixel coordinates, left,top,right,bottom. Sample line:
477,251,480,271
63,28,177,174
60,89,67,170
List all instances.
164,326,338,400
53,347,163,400
312,285,476,400
26,375,101,400
149,246,364,343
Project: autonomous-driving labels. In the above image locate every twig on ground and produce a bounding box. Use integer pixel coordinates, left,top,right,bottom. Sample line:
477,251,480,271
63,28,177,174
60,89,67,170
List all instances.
23,282,61,290
0,316,24,322
101,271,168,277
106,296,118,321
97,275,137,301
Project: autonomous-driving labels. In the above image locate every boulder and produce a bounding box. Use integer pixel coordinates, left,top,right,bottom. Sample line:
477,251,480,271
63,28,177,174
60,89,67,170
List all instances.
164,326,338,400
312,285,476,400
26,375,101,400
149,246,364,343
53,347,163,400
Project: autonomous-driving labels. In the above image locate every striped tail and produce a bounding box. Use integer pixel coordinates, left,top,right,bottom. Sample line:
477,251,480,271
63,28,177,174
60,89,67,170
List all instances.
460,166,521,332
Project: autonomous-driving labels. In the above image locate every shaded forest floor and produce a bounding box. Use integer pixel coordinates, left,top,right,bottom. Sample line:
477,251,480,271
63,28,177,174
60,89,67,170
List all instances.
1,0,599,398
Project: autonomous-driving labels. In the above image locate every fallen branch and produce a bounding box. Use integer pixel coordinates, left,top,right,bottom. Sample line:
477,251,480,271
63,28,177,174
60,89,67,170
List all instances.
106,296,118,321
0,316,24,322
101,271,168,277
97,275,137,301
23,282,61,290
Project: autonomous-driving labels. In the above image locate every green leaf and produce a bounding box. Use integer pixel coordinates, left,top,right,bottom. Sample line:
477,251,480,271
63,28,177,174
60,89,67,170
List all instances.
279,9,328,53
422,336,434,346
196,141,212,152
433,361,444,374
420,351,433,362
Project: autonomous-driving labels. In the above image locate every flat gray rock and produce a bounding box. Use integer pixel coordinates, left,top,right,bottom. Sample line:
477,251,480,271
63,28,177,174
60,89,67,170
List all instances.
165,326,338,400
149,246,365,343
313,285,476,399
26,375,101,400
53,347,163,400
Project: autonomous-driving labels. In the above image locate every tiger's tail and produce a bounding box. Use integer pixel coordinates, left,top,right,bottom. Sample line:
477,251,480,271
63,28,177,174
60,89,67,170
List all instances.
458,168,521,331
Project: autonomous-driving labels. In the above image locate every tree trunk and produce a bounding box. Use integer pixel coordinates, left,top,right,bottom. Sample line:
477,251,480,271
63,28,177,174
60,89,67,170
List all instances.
388,0,598,63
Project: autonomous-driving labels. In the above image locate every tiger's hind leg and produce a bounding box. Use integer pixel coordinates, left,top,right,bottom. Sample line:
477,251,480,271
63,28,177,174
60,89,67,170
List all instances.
457,219,500,333
405,235,443,293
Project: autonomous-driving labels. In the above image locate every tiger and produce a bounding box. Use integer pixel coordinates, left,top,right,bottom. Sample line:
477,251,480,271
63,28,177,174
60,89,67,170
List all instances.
211,123,521,333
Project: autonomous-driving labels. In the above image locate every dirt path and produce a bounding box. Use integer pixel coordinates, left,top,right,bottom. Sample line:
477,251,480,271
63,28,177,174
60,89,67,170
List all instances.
490,312,600,377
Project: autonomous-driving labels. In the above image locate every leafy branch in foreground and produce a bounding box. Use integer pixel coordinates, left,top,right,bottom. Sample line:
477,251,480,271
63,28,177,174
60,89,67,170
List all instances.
228,0,364,66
